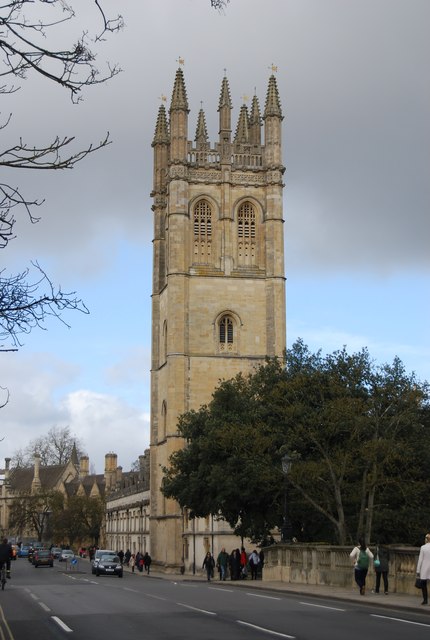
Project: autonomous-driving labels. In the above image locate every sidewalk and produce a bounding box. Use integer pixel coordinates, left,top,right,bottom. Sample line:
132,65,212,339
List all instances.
121,563,429,615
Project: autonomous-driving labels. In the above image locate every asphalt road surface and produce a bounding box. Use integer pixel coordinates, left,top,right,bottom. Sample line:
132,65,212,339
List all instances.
1,558,430,639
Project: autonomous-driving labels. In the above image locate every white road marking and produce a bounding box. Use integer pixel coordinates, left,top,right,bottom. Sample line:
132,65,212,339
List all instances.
51,616,73,633
30,593,38,600
237,620,295,638
209,587,234,593
371,614,430,627
38,602,51,612
176,602,216,616
143,592,167,601
299,601,346,612
247,593,282,601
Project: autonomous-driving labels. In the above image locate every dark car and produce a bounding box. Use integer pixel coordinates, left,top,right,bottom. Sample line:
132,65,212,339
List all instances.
95,555,123,578
33,549,54,568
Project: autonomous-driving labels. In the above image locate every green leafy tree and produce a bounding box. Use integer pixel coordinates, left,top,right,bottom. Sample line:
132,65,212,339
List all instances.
162,340,430,545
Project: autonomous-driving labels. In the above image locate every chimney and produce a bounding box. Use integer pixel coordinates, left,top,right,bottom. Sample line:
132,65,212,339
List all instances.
79,456,89,479
31,453,42,494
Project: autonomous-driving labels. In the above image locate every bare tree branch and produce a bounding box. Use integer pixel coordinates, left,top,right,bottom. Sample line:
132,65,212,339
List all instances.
0,261,89,349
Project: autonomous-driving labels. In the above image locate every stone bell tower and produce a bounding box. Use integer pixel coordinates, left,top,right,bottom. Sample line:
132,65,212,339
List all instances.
149,67,286,570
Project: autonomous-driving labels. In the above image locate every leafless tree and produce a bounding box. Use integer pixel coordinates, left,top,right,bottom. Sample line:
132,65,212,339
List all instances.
12,425,84,467
0,1,122,362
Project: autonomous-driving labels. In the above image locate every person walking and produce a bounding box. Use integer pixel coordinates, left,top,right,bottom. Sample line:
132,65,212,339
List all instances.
130,553,136,573
240,546,248,579
217,547,229,581
373,544,390,594
350,537,374,595
143,552,152,575
202,551,215,581
117,549,124,565
416,533,430,605
249,549,260,580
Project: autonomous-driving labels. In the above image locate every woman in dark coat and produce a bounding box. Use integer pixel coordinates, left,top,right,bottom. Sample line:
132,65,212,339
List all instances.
374,544,390,594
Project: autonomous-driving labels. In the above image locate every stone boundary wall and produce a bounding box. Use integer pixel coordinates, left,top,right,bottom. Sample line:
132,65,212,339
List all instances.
263,544,420,595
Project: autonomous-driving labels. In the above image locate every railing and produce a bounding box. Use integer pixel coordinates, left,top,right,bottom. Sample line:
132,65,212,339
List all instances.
263,544,420,595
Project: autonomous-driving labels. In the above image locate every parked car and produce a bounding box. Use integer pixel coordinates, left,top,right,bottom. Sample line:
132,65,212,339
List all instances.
91,549,116,575
51,547,62,559
95,555,123,578
58,549,74,562
18,545,30,558
33,549,54,568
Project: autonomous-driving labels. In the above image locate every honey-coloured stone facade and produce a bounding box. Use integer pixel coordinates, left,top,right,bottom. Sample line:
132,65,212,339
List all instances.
150,68,286,571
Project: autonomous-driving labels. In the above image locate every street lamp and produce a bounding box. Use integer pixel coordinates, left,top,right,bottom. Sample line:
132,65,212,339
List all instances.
281,453,293,543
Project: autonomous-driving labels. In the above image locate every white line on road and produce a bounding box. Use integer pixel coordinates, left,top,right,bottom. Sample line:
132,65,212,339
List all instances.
29,593,38,600
299,601,346,612
123,587,139,593
143,592,167,601
51,617,73,633
371,614,430,627
246,593,282,600
176,602,216,616
38,602,51,612
237,620,295,638
208,587,234,593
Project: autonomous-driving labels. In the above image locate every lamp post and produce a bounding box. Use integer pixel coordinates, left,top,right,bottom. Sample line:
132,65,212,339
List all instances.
281,453,293,543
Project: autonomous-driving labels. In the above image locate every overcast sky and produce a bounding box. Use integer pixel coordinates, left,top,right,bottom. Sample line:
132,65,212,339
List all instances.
1,0,429,473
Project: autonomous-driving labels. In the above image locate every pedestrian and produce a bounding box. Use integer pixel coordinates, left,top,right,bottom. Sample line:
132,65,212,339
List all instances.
240,546,248,579
124,549,131,566
143,551,152,575
259,549,265,579
249,549,260,580
117,549,124,565
217,547,229,581
135,551,143,572
373,544,390,594
229,549,239,580
130,553,136,573
416,532,430,605
350,537,374,595
202,551,215,581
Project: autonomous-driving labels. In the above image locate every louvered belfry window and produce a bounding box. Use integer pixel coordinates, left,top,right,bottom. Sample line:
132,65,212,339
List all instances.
219,315,234,351
193,199,212,262
238,202,256,265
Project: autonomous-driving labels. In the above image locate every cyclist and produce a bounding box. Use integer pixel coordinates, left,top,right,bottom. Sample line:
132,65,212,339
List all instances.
0,537,13,580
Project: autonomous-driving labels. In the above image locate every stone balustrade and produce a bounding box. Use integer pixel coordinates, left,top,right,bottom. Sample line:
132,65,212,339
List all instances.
263,544,420,595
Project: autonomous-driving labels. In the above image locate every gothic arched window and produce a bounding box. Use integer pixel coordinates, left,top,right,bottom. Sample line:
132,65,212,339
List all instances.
193,199,212,263
237,201,256,266
219,315,234,352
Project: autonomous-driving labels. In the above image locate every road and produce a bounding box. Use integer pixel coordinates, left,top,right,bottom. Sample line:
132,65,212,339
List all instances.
1,558,429,639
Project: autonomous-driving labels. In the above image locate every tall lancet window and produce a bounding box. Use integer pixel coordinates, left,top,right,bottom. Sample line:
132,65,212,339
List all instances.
219,315,234,352
193,199,212,263
238,202,256,266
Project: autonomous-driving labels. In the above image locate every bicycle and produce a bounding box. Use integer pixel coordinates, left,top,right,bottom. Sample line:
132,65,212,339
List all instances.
0,564,6,590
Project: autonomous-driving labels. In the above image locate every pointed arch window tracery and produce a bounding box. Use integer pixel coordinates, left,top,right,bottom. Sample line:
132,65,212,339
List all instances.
193,199,212,263
237,201,256,266
219,315,234,352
